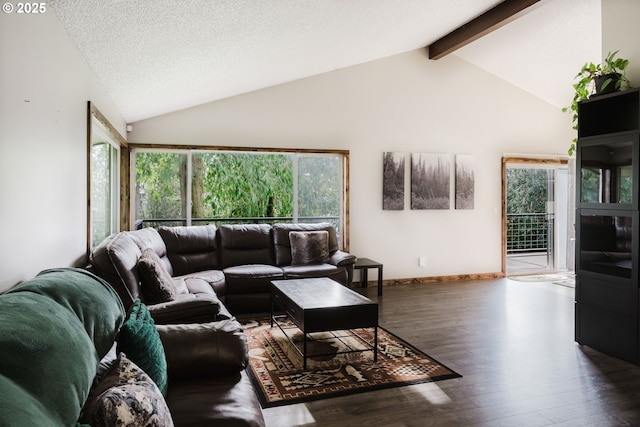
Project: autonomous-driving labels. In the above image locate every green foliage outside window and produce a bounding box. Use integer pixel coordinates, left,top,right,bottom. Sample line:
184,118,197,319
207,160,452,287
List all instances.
506,169,549,214
134,150,342,226
135,152,186,220
298,156,341,218
506,168,550,252
91,142,116,245
194,152,293,219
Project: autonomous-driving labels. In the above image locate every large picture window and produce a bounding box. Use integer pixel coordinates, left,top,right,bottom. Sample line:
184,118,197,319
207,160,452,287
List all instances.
131,147,349,248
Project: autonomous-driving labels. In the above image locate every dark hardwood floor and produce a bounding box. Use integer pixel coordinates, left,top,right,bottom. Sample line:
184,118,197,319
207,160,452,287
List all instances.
260,277,640,426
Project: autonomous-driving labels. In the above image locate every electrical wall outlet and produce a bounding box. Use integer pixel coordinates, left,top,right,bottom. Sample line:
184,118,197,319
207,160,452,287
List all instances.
419,256,427,267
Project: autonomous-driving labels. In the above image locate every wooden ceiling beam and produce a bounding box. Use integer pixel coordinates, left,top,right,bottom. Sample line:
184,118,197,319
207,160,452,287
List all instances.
428,0,540,60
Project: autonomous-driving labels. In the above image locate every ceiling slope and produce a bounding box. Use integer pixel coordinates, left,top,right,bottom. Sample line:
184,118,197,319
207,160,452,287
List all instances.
455,0,601,108
48,0,599,122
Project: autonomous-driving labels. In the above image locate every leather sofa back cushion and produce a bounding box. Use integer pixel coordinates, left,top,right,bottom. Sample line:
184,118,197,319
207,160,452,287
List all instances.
90,232,143,305
126,228,172,274
157,318,248,379
159,225,218,276
218,224,274,268
273,223,339,266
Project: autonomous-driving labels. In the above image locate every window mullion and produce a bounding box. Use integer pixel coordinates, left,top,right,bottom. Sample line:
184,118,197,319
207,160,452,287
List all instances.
111,144,120,234
293,154,299,223
186,152,193,226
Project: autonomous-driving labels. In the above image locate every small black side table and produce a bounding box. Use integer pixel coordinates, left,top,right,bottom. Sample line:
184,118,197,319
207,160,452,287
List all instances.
354,258,383,296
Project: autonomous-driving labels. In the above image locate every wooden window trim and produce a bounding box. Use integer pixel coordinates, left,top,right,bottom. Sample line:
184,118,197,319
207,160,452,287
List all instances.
87,102,128,254
127,143,351,251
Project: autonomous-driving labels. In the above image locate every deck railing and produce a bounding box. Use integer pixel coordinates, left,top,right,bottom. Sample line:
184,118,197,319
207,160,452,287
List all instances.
135,216,340,229
506,213,550,253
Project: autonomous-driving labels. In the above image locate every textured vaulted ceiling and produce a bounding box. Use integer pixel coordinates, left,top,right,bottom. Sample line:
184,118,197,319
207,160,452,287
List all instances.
49,0,600,123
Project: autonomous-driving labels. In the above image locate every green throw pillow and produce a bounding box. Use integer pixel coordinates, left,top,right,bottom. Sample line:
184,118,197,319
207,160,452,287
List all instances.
116,299,168,396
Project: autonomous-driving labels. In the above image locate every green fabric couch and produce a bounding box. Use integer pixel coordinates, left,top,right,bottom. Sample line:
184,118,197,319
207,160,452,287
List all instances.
0,268,125,426
0,267,266,427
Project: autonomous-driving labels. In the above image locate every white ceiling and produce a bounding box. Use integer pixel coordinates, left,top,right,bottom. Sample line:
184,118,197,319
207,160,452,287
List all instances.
49,0,600,123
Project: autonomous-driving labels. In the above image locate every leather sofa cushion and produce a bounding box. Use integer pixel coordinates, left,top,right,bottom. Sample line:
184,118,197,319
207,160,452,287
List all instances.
159,225,218,276
157,318,247,379
127,228,172,274
147,292,224,324
282,263,346,281
272,223,339,266
90,232,143,308
218,224,274,267
179,270,226,297
223,264,284,294
224,293,271,315
172,277,190,294
165,371,264,427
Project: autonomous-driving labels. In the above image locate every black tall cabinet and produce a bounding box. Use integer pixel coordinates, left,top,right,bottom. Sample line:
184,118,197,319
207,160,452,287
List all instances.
575,88,640,364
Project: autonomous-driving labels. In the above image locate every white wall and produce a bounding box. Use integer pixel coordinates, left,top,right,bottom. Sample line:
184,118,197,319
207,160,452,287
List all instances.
0,10,126,291
601,0,640,85
129,49,573,282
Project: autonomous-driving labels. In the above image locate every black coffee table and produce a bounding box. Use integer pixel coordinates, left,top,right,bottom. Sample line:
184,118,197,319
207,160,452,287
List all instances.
270,278,379,369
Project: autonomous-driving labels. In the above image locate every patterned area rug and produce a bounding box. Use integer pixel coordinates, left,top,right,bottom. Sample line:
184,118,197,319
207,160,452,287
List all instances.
508,273,567,282
508,273,576,288
242,318,461,408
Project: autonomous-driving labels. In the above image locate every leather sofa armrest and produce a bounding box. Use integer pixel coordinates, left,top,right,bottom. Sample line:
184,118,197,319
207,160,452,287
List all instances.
329,250,357,266
156,318,248,380
147,294,224,325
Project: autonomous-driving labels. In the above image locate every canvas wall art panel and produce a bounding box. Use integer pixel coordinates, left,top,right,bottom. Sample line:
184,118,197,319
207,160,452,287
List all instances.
411,153,450,210
455,154,475,209
383,152,405,210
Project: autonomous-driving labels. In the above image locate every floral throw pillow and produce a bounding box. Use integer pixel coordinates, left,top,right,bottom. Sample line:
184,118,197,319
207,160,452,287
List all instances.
78,352,174,427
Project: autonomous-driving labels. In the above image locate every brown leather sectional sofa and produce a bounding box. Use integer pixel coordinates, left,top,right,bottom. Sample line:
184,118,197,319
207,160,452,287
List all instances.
91,222,356,320
89,222,356,426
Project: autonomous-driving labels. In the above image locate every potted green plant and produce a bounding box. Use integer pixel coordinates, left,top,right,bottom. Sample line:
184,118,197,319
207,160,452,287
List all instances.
564,50,632,156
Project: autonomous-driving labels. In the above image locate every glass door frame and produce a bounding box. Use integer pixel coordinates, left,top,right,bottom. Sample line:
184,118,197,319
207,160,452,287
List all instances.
501,156,570,275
